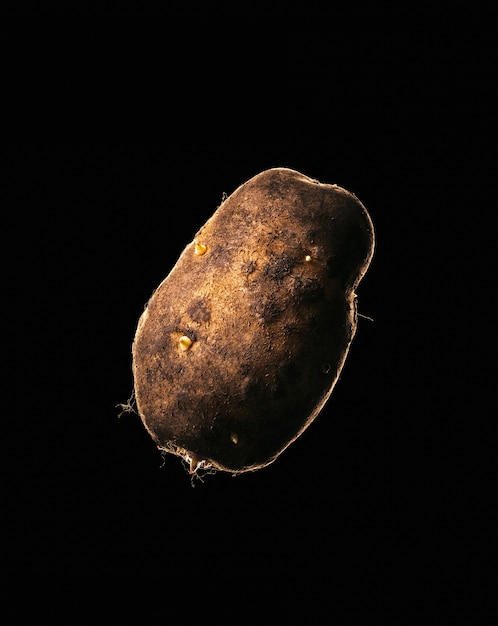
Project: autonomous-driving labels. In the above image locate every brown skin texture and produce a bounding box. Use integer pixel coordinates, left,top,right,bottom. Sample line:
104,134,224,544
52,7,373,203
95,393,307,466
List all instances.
132,168,375,474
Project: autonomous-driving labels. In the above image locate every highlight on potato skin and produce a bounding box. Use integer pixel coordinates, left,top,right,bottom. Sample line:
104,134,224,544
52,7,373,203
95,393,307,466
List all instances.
132,167,375,475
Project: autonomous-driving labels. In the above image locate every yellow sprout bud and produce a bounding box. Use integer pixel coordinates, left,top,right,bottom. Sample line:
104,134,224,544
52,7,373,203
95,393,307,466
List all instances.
179,336,193,351
194,242,207,256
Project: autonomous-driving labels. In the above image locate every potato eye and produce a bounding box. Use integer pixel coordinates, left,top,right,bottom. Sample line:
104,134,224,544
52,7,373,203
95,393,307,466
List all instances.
179,336,193,351
194,242,208,256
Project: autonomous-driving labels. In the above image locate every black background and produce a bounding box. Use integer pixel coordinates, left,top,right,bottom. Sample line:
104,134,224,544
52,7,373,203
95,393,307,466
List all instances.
3,14,495,617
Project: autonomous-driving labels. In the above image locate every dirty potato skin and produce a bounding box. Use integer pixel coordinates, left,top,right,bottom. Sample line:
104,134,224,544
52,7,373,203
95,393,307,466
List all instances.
132,168,374,474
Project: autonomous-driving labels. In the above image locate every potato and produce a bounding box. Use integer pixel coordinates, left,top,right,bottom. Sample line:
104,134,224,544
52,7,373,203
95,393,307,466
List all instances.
132,168,374,475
